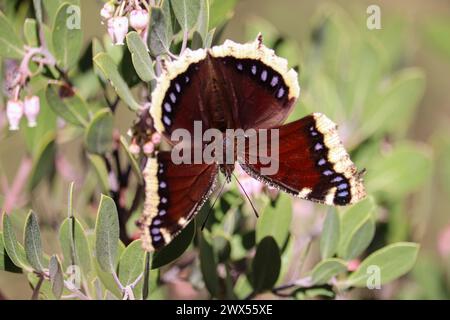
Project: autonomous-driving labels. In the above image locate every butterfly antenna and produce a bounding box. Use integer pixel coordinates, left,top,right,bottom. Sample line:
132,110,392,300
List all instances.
232,173,259,218
201,179,227,230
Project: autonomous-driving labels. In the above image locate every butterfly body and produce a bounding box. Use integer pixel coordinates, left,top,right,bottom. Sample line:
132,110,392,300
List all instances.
139,35,366,252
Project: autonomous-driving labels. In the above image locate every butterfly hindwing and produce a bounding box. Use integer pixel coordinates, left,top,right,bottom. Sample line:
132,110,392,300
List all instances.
240,113,366,205
139,152,218,251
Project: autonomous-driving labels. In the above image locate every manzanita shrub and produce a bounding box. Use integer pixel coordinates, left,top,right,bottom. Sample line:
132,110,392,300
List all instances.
0,0,426,300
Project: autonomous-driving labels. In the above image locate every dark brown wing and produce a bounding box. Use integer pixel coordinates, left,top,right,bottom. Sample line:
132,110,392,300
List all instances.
210,37,300,130
240,113,366,205
150,36,300,138
150,50,212,141
139,152,218,251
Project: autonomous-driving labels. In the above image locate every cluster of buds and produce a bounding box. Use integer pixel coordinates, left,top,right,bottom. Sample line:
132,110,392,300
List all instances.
101,1,150,46
130,132,161,156
6,96,40,131
127,104,160,157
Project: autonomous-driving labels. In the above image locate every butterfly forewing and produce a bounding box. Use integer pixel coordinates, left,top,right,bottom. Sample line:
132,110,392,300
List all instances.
151,50,211,141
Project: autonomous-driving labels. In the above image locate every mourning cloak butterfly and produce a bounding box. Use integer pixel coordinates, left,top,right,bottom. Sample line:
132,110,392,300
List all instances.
139,35,366,251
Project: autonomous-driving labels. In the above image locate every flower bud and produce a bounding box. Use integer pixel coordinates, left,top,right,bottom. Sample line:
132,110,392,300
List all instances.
111,16,129,45
6,99,24,131
129,9,149,32
143,141,155,155
24,95,40,127
347,259,360,272
100,2,115,21
129,142,141,155
151,132,161,145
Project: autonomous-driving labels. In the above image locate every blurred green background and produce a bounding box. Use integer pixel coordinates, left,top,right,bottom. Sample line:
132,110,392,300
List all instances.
1,0,450,299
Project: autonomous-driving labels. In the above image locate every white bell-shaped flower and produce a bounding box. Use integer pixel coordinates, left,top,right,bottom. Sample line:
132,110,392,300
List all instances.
129,9,149,32
111,16,129,45
6,99,24,131
24,95,40,127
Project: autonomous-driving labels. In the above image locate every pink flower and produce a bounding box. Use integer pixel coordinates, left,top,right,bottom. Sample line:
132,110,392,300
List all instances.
109,16,129,45
129,141,141,155
438,225,450,257
143,141,155,155
6,99,24,131
24,95,40,127
107,18,116,43
151,132,162,145
129,9,149,33
347,259,360,272
100,2,115,21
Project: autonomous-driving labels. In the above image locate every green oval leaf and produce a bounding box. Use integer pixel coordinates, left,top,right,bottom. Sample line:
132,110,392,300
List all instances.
311,258,347,285
0,10,25,59
192,0,210,49
1,214,28,270
152,220,195,269
85,109,114,155
343,216,375,261
199,230,220,297
92,37,106,81
87,154,110,194
49,255,64,299
126,31,155,82
24,211,45,272
251,236,281,293
52,3,83,70
148,7,172,57
171,0,201,33
118,240,145,287
0,231,22,273
29,132,56,190
347,242,420,288
338,197,375,258
256,194,292,248
93,52,141,111
59,217,92,275
46,84,90,127
95,195,119,273
320,209,340,259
